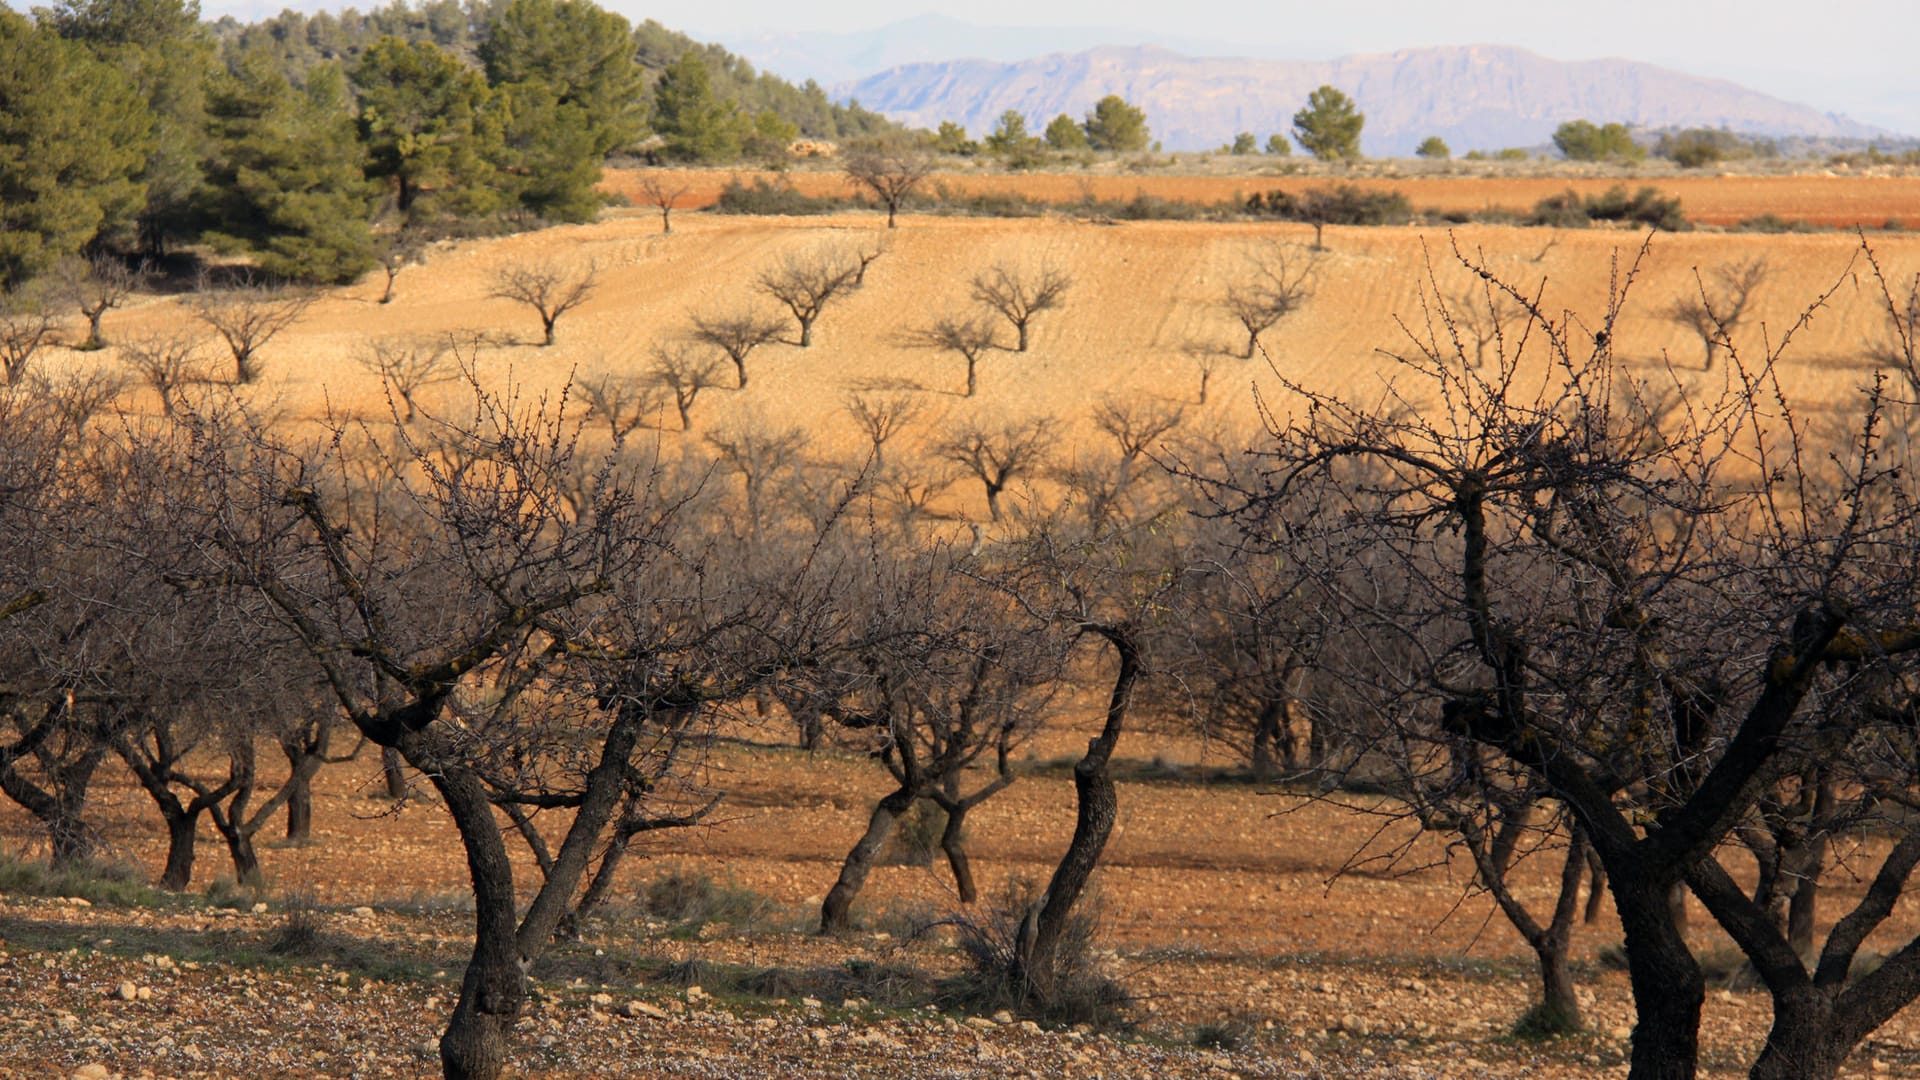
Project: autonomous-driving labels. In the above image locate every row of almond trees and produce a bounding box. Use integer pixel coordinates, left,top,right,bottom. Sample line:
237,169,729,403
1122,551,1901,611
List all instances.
0,349,1184,1079
4,235,1920,1080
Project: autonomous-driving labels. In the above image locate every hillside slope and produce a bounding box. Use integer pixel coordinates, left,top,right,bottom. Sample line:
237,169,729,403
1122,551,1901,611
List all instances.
84,210,1912,523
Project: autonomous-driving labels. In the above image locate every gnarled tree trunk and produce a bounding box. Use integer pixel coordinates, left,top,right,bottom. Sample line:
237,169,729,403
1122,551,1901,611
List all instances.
1014,623,1139,1003
820,784,915,933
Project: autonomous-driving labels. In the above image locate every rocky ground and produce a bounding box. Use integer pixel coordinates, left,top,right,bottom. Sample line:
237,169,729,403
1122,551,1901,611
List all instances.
4,880,1919,1080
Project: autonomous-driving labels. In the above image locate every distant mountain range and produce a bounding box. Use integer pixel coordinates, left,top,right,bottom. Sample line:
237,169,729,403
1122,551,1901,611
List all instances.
712,16,1888,155
828,43,1886,155
714,13,1245,90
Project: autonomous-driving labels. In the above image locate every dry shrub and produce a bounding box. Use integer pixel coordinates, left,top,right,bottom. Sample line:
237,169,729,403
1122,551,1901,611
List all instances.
938,876,1128,1027
639,865,773,933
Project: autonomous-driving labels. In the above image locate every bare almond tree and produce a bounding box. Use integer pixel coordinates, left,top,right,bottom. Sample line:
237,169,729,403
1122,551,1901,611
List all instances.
0,292,55,386
152,375,825,1080
937,417,1056,521
191,281,316,384
636,174,690,234
578,370,666,441
1448,279,1534,368
489,261,598,347
1189,346,1220,405
375,232,425,304
358,337,459,422
757,250,859,348
704,422,807,534
907,311,998,396
1092,395,1184,463
120,332,206,416
1860,238,1920,392
812,546,1066,930
843,146,935,228
1200,238,1920,1080
649,345,720,430
55,254,146,351
843,391,925,467
1221,244,1315,359
688,308,786,388
849,239,887,287
880,467,956,528
1665,257,1767,369
971,262,1072,352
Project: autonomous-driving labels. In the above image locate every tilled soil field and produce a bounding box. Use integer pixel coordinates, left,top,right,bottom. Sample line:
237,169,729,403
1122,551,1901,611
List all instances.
9,173,1920,1078
601,167,1920,228
5,735,1920,1079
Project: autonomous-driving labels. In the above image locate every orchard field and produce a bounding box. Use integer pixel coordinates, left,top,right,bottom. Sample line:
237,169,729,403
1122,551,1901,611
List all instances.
5,171,1920,1080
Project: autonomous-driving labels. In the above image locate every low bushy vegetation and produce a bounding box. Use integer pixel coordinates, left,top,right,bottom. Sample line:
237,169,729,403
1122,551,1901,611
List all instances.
939,877,1128,1028
638,866,777,934
1529,185,1688,231
0,850,163,908
712,177,849,216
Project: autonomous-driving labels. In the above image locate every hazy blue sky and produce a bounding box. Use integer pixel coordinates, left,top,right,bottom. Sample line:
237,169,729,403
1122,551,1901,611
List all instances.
202,0,1920,134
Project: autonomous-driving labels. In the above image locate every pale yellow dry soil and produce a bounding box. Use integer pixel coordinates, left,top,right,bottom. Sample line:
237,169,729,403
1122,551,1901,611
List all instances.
7,189,1920,1079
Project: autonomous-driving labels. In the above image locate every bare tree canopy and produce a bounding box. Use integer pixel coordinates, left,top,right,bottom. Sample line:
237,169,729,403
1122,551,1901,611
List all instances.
1664,256,1767,369
191,280,316,384
688,308,786,388
842,146,935,228
937,417,1056,522
970,262,1071,352
756,250,859,348
636,173,691,234
489,261,597,347
54,254,146,351
1219,243,1316,360
906,311,998,396
357,336,460,422
647,344,720,430
120,332,206,417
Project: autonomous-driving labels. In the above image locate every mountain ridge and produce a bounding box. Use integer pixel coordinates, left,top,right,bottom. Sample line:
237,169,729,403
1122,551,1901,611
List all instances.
827,42,1889,155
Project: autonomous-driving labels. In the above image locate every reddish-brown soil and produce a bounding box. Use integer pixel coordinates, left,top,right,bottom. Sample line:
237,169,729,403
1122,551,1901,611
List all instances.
603,167,1920,228
5,730,1920,1078
7,179,1920,1078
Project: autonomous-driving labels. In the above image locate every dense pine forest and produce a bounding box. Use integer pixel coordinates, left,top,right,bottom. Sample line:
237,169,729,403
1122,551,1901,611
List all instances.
0,0,899,289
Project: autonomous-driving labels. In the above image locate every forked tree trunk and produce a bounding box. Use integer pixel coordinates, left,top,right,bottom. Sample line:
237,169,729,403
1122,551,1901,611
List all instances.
1744,986,1849,1080
5,741,112,869
1014,624,1139,1002
939,800,978,903
820,785,915,933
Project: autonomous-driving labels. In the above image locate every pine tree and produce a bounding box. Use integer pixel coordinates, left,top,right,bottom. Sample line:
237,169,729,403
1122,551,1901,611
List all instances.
492,79,602,223
1291,85,1364,161
0,10,153,289
479,0,643,156
1083,95,1148,152
351,36,503,220
1044,113,1088,152
47,0,216,257
650,50,743,161
203,56,376,283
